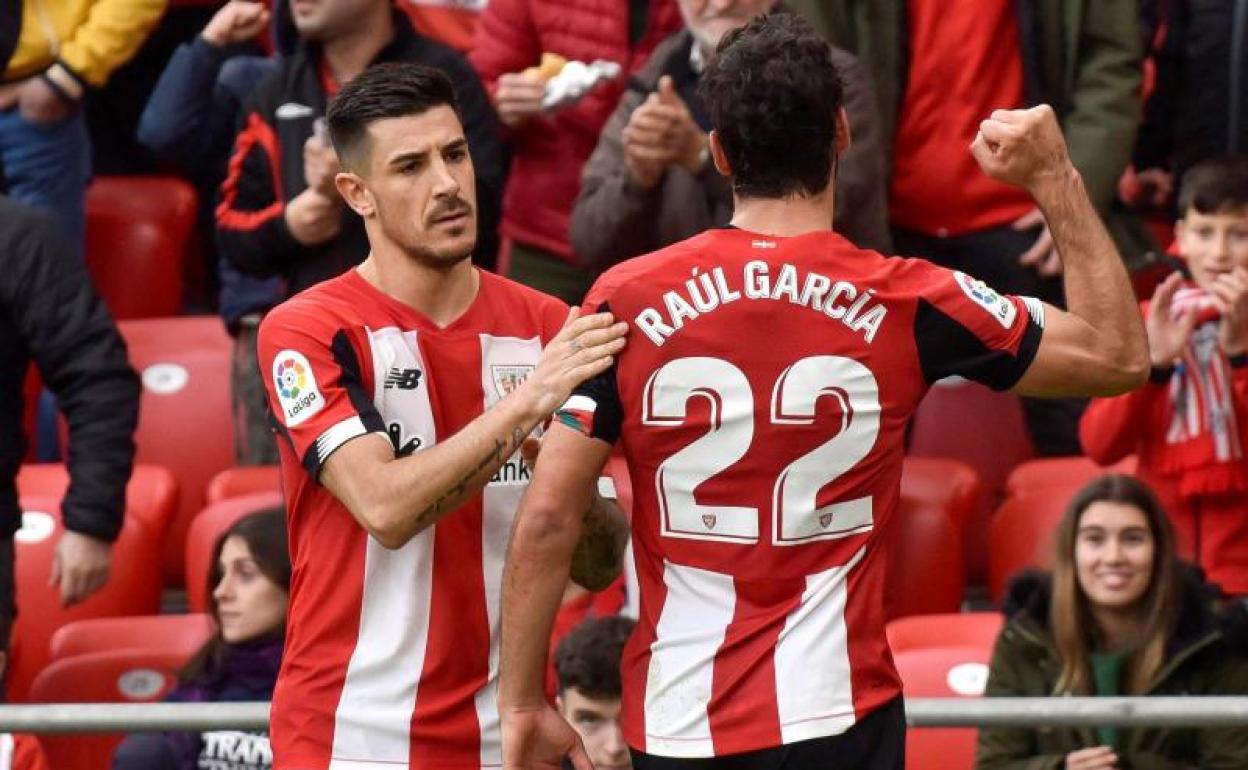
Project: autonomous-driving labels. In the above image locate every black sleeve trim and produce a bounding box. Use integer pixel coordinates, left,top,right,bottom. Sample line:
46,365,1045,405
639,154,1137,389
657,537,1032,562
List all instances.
1228,354,1248,370
914,298,1043,391
296,330,386,479
1150,364,1177,382
564,302,623,445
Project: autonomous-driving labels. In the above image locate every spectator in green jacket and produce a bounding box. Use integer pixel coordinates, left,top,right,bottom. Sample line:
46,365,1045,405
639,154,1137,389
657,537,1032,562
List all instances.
977,474,1248,770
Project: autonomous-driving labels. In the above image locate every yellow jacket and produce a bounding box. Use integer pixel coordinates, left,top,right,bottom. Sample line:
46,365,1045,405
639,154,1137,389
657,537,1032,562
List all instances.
3,0,166,97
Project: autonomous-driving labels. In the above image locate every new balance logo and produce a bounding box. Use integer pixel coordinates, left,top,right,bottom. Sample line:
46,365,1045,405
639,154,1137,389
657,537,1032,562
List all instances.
384,368,423,390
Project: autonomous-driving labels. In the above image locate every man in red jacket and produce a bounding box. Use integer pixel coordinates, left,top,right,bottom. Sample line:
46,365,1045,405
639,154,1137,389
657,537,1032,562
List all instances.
470,0,683,303
1081,157,1248,596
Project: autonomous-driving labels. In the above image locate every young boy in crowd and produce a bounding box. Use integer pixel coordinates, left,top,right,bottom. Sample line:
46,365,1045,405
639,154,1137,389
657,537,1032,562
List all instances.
553,616,635,770
1082,156,1248,596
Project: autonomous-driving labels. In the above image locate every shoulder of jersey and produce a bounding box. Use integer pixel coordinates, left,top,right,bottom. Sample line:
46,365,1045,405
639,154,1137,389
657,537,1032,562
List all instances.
262,274,359,334
594,235,710,299
481,268,568,312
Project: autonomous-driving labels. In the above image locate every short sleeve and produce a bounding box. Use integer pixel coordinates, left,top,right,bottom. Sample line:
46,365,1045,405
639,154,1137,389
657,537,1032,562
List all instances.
556,290,623,445
914,267,1045,391
257,306,388,478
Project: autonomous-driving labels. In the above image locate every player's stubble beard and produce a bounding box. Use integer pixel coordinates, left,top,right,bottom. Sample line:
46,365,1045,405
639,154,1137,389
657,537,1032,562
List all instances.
387,195,478,272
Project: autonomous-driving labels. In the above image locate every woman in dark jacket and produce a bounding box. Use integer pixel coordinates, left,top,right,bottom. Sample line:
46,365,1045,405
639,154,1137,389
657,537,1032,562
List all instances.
976,474,1248,770
113,509,289,770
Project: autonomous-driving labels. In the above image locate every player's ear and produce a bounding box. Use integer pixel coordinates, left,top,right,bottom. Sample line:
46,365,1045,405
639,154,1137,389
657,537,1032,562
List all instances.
835,107,852,156
708,130,732,177
336,171,376,219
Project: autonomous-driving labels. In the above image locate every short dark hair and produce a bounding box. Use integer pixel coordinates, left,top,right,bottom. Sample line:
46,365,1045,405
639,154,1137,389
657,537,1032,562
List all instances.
326,61,461,169
554,616,635,699
1177,156,1248,217
698,12,843,199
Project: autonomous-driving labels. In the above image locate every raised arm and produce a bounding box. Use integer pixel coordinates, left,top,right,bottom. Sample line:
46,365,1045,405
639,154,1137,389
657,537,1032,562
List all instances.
318,310,625,549
970,105,1148,397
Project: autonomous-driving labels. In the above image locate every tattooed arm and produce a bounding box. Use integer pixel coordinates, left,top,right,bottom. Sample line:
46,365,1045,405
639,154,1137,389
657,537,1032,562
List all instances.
320,310,627,549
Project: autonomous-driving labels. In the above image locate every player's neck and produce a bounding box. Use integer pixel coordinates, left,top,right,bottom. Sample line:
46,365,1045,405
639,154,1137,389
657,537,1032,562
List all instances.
729,190,835,238
323,6,394,85
356,253,480,328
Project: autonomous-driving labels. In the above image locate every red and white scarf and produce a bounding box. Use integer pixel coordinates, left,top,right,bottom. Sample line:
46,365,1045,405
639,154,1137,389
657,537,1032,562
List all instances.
1160,319,1248,498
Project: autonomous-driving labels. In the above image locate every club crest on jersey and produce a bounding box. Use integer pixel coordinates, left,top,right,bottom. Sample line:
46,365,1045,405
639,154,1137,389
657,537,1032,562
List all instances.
702,514,717,530
491,365,534,399
820,512,834,528
954,271,1017,329
272,350,323,427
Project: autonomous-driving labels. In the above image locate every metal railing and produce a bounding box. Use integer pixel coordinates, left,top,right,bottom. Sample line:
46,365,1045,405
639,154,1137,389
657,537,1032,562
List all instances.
0,698,1246,733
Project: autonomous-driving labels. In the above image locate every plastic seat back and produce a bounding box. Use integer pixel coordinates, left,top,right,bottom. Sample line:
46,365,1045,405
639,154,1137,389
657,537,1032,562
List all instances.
206,466,281,505
29,649,189,770
894,645,992,770
118,316,235,586
50,614,214,662
886,613,1003,655
909,379,1034,582
84,176,196,320
17,463,179,541
8,497,163,702
987,492,1069,604
1005,456,1137,500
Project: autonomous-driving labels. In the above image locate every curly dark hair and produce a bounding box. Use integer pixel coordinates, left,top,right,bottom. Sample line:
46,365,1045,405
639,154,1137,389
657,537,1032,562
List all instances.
326,61,461,170
697,12,843,200
554,615,635,699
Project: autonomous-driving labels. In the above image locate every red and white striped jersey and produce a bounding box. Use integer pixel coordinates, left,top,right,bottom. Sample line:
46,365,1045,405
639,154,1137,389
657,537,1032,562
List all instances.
258,268,566,770
560,227,1045,758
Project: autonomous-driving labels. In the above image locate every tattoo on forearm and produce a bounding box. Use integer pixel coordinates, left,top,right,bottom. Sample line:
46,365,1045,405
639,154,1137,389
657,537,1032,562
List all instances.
416,426,531,525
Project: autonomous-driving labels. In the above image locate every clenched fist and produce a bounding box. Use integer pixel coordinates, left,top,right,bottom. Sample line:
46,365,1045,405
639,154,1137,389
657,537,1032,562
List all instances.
970,105,1074,192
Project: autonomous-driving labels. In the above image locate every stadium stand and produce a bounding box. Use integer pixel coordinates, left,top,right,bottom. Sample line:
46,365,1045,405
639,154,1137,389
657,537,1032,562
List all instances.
9,497,162,702
29,649,189,770
17,463,179,543
908,378,1033,583
205,465,281,505
894,645,994,770
886,613,1004,655
111,317,234,586
84,177,198,321
887,465,970,619
49,614,214,662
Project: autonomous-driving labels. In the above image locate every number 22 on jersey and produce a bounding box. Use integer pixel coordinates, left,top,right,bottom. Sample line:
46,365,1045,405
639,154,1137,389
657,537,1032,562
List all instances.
642,356,880,546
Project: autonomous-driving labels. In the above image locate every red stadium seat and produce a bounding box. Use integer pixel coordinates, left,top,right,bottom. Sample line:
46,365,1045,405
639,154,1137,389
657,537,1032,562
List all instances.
50,614,214,662
206,465,282,505
1004,456,1137,500
85,177,197,320
899,457,982,549
117,316,234,586
894,645,993,770
886,613,1003,655
909,379,1034,583
17,463,179,541
885,464,970,619
8,497,162,702
185,492,284,612
29,649,189,770
986,492,1070,604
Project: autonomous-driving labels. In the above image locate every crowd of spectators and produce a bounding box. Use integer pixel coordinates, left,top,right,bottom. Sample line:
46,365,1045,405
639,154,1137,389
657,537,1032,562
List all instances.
0,0,1246,768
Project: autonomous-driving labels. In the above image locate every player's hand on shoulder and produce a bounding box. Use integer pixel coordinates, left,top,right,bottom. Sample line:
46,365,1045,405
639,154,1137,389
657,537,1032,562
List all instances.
501,703,594,770
971,104,1074,191
520,308,627,417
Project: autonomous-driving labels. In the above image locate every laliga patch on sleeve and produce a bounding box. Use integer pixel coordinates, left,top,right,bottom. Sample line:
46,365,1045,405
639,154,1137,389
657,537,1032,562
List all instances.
272,349,324,427
954,271,1018,329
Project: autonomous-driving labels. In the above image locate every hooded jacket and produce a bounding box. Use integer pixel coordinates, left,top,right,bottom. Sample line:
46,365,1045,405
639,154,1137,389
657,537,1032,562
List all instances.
976,568,1248,770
